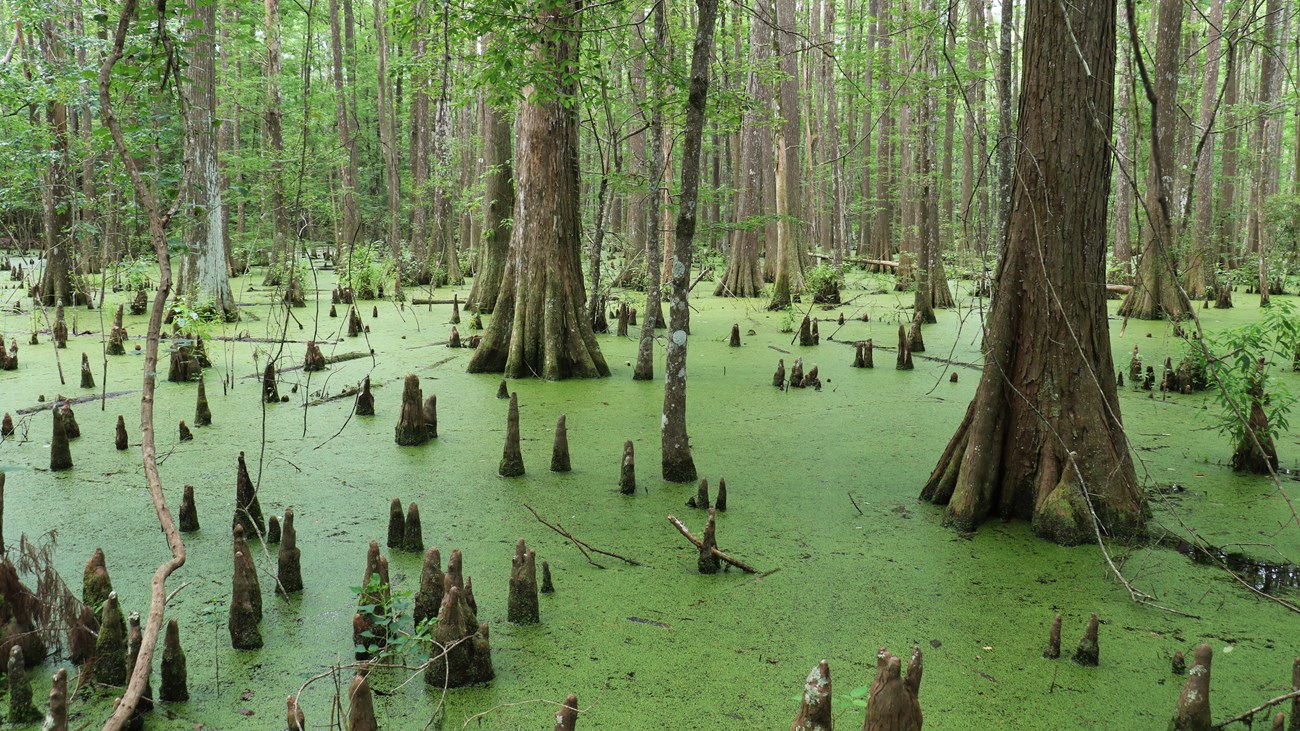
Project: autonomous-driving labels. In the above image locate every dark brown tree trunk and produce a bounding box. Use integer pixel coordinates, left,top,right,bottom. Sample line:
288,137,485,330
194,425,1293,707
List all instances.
1119,0,1193,320
661,0,720,482
921,0,1145,545
466,0,608,380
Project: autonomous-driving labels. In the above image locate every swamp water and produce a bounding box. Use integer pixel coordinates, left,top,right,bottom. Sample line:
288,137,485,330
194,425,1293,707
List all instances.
0,266,1298,729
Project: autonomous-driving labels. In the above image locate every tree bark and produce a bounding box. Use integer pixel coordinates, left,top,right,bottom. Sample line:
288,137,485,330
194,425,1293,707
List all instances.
183,0,236,320
662,0,720,483
1113,0,1135,271
715,9,769,297
36,20,80,306
466,0,609,380
374,0,401,289
921,0,1145,545
466,92,512,314
1184,0,1225,299
260,0,291,286
1119,0,1193,320
634,3,668,380
329,0,361,253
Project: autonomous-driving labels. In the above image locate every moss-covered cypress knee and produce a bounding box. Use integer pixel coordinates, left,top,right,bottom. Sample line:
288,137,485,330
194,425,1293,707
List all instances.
159,619,188,702
507,538,539,625
499,392,524,477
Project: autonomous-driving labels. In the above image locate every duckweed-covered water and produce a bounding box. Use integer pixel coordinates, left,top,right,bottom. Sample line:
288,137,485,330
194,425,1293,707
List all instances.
1,264,1298,729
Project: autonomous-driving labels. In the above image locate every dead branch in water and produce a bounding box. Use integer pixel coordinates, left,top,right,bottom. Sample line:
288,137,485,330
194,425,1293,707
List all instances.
523,504,643,568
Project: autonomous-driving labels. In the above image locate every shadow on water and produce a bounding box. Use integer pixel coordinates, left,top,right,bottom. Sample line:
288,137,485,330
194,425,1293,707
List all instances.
1160,534,1300,593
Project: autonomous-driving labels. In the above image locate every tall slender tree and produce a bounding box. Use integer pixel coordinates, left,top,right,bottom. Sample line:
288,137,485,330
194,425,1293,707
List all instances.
1119,0,1193,319
183,0,236,320
662,0,720,482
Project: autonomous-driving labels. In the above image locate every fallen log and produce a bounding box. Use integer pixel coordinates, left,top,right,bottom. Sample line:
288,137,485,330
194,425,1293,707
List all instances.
806,251,898,269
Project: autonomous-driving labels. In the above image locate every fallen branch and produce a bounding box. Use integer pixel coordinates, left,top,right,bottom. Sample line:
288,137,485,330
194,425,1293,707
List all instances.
411,298,461,306
1212,689,1300,729
667,513,758,573
523,504,642,568
17,390,138,415
806,251,898,269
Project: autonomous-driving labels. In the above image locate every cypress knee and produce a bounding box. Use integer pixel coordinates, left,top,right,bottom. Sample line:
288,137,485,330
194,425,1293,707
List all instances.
195,376,212,426
1044,614,1062,659
907,313,925,353
8,646,39,723
387,498,405,548
403,503,424,552
286,696,305,731
277,508,303,593
507,538,539,625
551,415,571,472
233,451,265,537
79,352,94,389
715,478,728,511
554,693,579,731
773,359,785,388
83,547,113,610
179,485,199,532
798,315,815,346
355,376,375,416
729,323,741,347
413,547,445,630
864,647,923,731
500,392,524,477
423,394,438,439
266,515,281,544
346,671,378,731
1170,644,1212,731
791,660,832,731
50,405,73,471
45,667,68,731
178,420,193,442
229,549,263,650
1073,613,1099,666
159,619,188,702
698,509,721,574
618,440,635,495
896,325,913,370
395,374,431,446
125,611,154,714
541,561,554,593
113,415,128,449
94,592,127,685
262,361,279,402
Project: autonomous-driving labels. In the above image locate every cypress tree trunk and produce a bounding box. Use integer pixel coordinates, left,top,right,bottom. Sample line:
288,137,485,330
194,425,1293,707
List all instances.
715,9,769,297
466,88,512,314
1185,0,1225,299
921,0,1145,545
466,0,608,380
184,0,237,320
1119,0,1193,320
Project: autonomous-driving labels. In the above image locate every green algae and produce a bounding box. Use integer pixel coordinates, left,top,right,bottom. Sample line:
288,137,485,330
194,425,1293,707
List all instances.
0,273,1296,729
